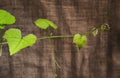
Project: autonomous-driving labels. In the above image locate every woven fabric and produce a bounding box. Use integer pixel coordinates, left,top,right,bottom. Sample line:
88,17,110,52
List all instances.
0,0,119,78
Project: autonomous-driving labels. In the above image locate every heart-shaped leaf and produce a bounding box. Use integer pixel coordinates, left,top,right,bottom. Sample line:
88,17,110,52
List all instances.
3,28,37,55
73,34,87,48
0,9,16,25
34,18,57,29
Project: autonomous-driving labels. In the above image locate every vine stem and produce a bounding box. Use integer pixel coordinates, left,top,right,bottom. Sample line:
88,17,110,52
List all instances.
37,25,103,40
0,45,2,56
0,42,7,56
38,35,73,40
47,30,57,78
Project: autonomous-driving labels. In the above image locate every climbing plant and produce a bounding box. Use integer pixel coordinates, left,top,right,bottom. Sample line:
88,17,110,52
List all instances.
0,9,110,55
0,9,110,78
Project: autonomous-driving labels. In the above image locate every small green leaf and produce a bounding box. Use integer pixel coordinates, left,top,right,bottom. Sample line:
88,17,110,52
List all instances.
0,9,16,25
3,28,37,55
100,24,110,30
34,18,57,29
0,25,5,29
73,34,87,48
92,28,98,36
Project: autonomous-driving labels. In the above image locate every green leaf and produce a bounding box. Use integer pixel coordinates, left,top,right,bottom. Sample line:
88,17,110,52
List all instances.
0,9,16,25
92,28,98,36
73,34,87,48
3,28,37,55
0,25,5,29
100,24,110,30
34,18,57,29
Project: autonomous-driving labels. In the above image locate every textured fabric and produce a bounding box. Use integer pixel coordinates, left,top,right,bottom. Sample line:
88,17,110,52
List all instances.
0,0,119,78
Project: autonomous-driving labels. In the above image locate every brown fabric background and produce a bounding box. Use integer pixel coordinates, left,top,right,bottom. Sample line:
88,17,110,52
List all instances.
0,0,120,78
